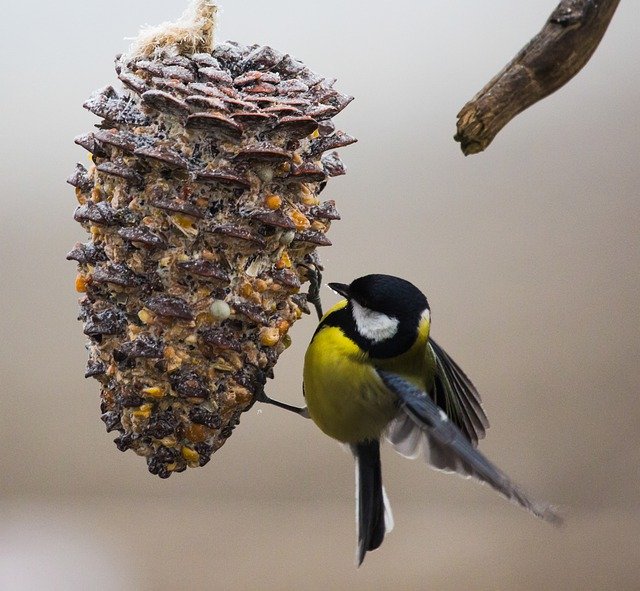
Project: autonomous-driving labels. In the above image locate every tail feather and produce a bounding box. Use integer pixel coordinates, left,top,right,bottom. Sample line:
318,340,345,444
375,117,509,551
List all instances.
353,440,388,566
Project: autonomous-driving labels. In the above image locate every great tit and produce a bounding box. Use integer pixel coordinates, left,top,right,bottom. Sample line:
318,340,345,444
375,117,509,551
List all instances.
299,274,560,566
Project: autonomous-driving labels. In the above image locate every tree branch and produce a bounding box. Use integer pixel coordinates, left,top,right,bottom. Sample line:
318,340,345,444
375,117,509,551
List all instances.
454,0,621,156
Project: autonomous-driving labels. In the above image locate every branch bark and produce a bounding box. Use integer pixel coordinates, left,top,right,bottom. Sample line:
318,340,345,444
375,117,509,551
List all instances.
454,0,621,156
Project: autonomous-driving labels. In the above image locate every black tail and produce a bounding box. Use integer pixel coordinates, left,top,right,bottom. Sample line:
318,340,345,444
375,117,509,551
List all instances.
353,439,386,566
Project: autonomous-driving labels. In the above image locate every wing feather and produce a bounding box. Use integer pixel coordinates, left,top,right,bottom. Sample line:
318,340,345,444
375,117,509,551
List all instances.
428,338,489,445
379,370,561,525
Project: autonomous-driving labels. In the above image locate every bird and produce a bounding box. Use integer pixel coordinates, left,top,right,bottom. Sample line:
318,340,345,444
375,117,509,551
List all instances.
298,273,560,566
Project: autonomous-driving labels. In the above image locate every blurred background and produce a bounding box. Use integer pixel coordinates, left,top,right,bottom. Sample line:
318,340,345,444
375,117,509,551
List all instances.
1,0,639,589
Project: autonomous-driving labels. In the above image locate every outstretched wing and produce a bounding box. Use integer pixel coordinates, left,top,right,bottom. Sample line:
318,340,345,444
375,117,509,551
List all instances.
428,338,489,446
379,370,561,525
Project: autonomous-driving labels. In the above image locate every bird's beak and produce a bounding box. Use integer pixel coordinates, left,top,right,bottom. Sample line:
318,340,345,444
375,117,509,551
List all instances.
328,282,350,299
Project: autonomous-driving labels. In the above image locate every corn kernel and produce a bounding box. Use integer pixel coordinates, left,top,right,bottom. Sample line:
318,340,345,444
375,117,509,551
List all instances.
142,386,164,398
277,319,290,335
264,194,282,210
276,251,292,269
75,274,88,293
181,446,200,463
291,210,310,230
259,326,280,347
138,308,154,324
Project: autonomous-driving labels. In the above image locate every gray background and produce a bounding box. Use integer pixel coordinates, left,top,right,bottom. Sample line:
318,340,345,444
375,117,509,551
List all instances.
1,1,639,589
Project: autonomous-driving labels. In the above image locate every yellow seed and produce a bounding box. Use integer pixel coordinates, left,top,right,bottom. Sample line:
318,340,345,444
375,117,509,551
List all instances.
75,274,88,293
301,194,319,206
174,214,195,228
132,405,152,419
259,326,280,347
276,251,292,269
300,184,312,196
291,210,310,230
142,386,164,398
292,152,303,165
90,226,101,238
311,220,326,232
311,129,320,139
264,194,282,210
138,308,153,324
240,282,253,298
181,446,200,463
279,162,291,173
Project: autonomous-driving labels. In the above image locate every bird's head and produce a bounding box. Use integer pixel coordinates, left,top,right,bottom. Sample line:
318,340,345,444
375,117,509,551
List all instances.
328,274,430,357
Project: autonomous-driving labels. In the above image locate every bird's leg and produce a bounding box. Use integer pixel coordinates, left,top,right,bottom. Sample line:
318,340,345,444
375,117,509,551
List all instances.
254,386,309,418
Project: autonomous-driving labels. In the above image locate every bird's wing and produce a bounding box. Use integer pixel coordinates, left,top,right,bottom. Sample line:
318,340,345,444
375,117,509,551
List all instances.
379,370,561,525
428,338,489,446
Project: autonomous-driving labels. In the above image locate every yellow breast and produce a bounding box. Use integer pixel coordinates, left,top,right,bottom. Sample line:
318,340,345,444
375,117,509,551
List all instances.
303,304,432,443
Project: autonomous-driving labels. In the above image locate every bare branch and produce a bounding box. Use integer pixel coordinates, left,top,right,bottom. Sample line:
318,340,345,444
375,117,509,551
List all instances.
455,0,621,156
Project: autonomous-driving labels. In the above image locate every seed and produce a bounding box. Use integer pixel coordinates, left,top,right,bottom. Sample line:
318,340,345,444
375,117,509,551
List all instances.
276,251,292,269
138,308,154,324
254,279,268,293
240,282,253,298
277,319,290,335
210,299,231,321
132,404,152,419
185,423,209,443
259,326,280,347
75,273,88,292
291,210,310,230
301,194,319,206
181,446,200,463
174,214,194,228
292,152,303,165
264,194,282,210
142,386,164,398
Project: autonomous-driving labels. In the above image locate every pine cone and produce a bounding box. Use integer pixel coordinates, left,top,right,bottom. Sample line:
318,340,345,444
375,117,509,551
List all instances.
68,41,354,478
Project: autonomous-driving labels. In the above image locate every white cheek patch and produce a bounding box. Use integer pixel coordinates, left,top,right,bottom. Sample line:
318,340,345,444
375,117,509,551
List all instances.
351,300,399,343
